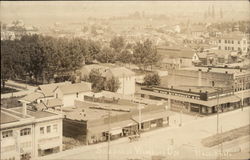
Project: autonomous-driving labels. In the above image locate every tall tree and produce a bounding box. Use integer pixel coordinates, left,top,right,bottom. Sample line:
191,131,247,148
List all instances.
110,36,125,52
144,72,160,86
133,39,160,70
104,76,120,92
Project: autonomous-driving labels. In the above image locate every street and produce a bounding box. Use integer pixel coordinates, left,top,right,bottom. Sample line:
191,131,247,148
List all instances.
40,106,250,160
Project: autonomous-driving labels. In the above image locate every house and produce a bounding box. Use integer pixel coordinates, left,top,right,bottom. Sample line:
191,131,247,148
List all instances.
192,52,207,66
103,67,136,96
54,82,92,107
189,25,209,38
217,32,249,54
0,106,63,159
19,81,91,109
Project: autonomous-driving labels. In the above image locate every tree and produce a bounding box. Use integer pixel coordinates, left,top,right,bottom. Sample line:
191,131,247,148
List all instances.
133,39,160,70
104,76,120,92
117,49,133,64
144,72,160,86
110,36,125,52
96,46,116,63
1,41,14,88
87,69,105,92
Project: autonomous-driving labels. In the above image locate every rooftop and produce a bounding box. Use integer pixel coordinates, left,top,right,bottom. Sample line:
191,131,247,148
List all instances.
38,82,71,97
56,82,91,95
157,46,194,59
181,67,250,75
104,67,135,78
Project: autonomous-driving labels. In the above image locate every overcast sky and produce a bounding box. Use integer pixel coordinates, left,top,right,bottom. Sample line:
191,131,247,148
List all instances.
1,1,249,26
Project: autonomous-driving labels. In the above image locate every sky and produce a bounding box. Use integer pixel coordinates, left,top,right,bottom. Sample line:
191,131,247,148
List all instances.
0,1,249,26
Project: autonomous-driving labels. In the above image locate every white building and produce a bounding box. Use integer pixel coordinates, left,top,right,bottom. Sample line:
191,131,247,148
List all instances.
53,82,92,107
104,67,136,96
0,106,63,160
217,32,249,54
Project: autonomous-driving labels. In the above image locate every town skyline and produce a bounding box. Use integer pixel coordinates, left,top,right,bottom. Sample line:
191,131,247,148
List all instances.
1,1,249,26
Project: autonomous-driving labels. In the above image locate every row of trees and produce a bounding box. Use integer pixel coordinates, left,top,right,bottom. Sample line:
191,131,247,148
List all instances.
1,34,160,88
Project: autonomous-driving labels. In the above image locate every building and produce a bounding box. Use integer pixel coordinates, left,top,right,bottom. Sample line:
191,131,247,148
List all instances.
61,100,171,145
157,46,194,70
19,81,91,110
103,67,136,96
0,106,63,160
138,85,248,115
217,32,249,54
192,50,230,66
53,82,92,107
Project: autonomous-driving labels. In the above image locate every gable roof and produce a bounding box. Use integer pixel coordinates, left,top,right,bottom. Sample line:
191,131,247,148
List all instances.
38,82,71,97
56,82,91,95
104,67,135,78
19,92,44,103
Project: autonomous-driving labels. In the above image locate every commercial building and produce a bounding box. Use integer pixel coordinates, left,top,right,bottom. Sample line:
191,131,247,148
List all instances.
139,67,250,115
0,106,63,160
138,85,247,115
60,98,171,145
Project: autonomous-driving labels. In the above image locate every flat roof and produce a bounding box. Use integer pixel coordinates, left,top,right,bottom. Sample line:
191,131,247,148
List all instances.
181,67,249,75
11,107,57,119
63,103,126,121
154,85,220,94
0,112,19,124
138,89,241,107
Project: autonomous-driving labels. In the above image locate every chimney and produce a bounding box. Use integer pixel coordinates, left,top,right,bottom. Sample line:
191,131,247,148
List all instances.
171,86,173,89
189,89,191,92
200,90,202,93
22,102,27,117
198,69,202,86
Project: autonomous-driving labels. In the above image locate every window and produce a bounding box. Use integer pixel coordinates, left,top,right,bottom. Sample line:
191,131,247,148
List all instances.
243,40,246,44
243,47,246,51
238,41,240,44
225,40,227,43
40,127,44,134
2,130,13,138
232,47,234,50
232,41,234,44
225,46,227,50
20,128,31,136
218,40,221,43
56,93,58,98
47,126,51,133
53,124,58,132
76,92,79,98
218,46,221,50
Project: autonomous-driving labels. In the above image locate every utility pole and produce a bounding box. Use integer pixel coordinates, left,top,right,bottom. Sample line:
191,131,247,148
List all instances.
107,109,111,160
241,82,244,111
216,91,219,134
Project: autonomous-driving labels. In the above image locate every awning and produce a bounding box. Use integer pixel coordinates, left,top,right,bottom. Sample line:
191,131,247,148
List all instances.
109,128,123,135
39,142,60,150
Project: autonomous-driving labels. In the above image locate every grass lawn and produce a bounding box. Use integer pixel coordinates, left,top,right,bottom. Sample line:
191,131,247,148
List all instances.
201,125,250,148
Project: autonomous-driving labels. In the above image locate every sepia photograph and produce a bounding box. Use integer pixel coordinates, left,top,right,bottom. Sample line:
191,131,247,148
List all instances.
0,1,250,160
